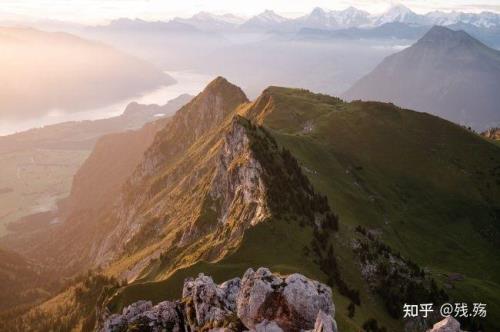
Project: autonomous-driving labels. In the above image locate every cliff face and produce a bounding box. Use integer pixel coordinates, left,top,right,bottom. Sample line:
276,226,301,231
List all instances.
209,119,270,228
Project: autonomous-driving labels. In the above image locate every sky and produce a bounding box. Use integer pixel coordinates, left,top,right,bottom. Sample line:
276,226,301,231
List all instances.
0,0,499,24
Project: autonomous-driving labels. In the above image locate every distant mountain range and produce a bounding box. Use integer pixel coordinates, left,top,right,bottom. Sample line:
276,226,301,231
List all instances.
3,5,500,34
172,12,245,31
84,5,500,49
344,26,500,130
167,5,500,32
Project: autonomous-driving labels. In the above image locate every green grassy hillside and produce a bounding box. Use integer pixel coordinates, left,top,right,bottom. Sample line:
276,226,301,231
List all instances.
257,88,500,330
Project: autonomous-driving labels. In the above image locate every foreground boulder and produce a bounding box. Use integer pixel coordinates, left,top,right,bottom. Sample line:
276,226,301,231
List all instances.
183,274,242,330
103,300,185,332
101,268,336,332
309,311,337,332
427,316,462,332
237,268,334,331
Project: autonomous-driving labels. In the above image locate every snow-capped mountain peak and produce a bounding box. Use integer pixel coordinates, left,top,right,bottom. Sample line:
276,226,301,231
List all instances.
172,11,245,31
334,6,371,27
374,4,421,25
310,7,327,17
190,11,244,24
298,7,338,29
254,10,288,23
238,9,288,31
423,10,500,28
172,6,500,32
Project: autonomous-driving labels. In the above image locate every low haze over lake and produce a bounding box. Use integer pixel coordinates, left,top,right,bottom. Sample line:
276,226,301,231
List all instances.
0,70,213,135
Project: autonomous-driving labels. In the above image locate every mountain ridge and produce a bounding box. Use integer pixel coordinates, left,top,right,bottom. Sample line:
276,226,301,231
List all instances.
169,6,500,31
2,78,499,331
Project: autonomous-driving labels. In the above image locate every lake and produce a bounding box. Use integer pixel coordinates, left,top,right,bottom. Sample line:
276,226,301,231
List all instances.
0,70,214,136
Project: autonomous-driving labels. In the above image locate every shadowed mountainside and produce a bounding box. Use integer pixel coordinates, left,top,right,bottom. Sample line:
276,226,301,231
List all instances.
0,247,55,311
344,26,500,130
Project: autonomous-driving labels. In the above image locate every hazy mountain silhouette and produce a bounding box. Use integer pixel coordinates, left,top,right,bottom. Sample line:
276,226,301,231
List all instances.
0,27,174,121
344,26,500,130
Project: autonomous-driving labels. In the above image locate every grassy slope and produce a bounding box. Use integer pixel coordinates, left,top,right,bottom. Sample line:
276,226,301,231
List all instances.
105,88,499,331
261,88,500,330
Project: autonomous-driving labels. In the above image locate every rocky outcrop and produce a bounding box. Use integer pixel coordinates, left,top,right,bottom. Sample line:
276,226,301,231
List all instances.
103,300,185,332
101,268,469,332
427,316,462,332
309,311,337,332
182,274,240,329
237,268,333,331
101,268,337,332
481,127,500,140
